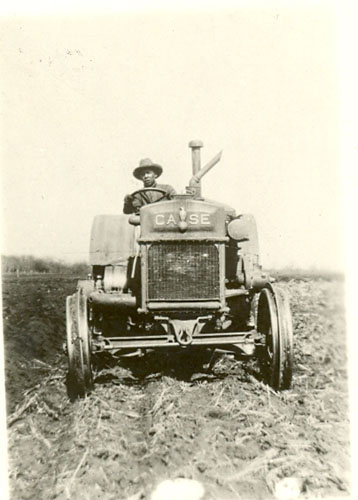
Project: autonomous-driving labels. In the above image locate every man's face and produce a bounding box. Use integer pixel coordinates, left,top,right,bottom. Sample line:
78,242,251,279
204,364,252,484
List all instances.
141,169,157,187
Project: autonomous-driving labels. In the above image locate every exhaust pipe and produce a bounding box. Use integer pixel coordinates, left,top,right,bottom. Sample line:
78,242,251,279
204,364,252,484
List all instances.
189,140,203,197
188,140,222,198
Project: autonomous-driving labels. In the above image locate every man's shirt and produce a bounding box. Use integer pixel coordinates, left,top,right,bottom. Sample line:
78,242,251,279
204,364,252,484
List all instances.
123,182,176,214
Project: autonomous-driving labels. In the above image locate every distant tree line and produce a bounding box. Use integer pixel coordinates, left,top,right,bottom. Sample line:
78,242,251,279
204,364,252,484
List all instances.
1,255,90,275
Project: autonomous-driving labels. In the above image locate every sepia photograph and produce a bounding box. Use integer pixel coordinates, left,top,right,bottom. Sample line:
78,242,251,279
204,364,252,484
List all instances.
1,1,355,499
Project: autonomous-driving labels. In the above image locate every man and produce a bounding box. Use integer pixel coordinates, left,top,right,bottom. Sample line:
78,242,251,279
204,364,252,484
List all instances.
123,158,176,214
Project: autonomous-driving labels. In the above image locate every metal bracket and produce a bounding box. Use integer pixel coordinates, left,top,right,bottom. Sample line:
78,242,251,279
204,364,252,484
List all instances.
169,319,199,346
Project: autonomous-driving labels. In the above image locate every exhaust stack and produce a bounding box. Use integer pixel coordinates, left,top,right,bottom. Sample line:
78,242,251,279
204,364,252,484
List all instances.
188,140,222,198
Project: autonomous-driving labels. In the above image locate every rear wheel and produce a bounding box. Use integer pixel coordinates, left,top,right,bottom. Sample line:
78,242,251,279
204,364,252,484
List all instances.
257,285,293,390
66,289,93,398
275,286,293,389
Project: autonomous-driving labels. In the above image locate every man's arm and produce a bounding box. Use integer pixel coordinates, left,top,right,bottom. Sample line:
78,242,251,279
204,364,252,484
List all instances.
123,194,144,214
123,194,134,214
163,184,176,198
168,185,176,198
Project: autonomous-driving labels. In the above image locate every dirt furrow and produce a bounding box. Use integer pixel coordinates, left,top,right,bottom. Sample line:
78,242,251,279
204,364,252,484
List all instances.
5,276,350,500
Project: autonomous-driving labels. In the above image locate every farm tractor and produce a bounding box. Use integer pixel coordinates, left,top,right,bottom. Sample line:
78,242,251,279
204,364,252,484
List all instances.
65,140,293,397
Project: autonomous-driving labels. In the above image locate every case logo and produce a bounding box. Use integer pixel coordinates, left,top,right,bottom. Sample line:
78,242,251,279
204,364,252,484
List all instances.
154,210,211,227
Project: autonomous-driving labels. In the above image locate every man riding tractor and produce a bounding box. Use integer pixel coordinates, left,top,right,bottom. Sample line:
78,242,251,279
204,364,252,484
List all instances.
123,158,176,214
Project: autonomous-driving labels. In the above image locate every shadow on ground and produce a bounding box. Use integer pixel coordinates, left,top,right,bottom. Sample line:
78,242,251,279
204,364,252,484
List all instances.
92,348,259,387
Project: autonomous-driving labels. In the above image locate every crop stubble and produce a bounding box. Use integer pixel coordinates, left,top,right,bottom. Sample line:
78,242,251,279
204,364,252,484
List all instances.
3,274,350,499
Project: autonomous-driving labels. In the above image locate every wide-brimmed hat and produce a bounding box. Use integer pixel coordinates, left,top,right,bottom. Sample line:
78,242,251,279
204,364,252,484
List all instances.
133,158,163,179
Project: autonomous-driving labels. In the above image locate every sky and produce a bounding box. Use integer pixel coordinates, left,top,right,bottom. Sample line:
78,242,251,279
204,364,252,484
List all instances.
0,2,351,271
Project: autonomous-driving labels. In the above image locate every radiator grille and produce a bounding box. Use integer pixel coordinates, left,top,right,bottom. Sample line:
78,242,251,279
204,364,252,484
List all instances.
147,242,220,300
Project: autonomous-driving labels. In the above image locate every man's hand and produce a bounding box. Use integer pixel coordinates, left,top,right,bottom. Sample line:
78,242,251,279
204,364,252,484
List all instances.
185,186,196,196
123,194,135,214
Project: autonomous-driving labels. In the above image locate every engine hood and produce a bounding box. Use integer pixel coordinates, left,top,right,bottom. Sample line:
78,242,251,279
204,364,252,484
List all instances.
140,197,230,241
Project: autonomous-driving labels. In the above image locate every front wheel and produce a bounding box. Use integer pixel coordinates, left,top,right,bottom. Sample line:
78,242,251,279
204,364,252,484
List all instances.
66,289,93,398
257,285,293,390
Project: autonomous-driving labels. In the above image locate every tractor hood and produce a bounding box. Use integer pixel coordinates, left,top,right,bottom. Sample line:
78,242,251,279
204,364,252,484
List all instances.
139,196,234,241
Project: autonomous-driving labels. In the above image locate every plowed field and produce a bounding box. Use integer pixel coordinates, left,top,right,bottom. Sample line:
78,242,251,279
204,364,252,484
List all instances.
2,274,350,500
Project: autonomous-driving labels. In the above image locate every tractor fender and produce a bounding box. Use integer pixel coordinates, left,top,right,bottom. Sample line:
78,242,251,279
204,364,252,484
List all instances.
89,214,136,266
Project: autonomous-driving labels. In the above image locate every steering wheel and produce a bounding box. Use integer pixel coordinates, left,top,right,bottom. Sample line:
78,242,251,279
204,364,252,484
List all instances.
130,188,170,204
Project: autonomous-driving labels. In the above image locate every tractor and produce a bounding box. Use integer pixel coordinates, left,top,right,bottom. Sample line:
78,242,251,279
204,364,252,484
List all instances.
65,140,293,397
